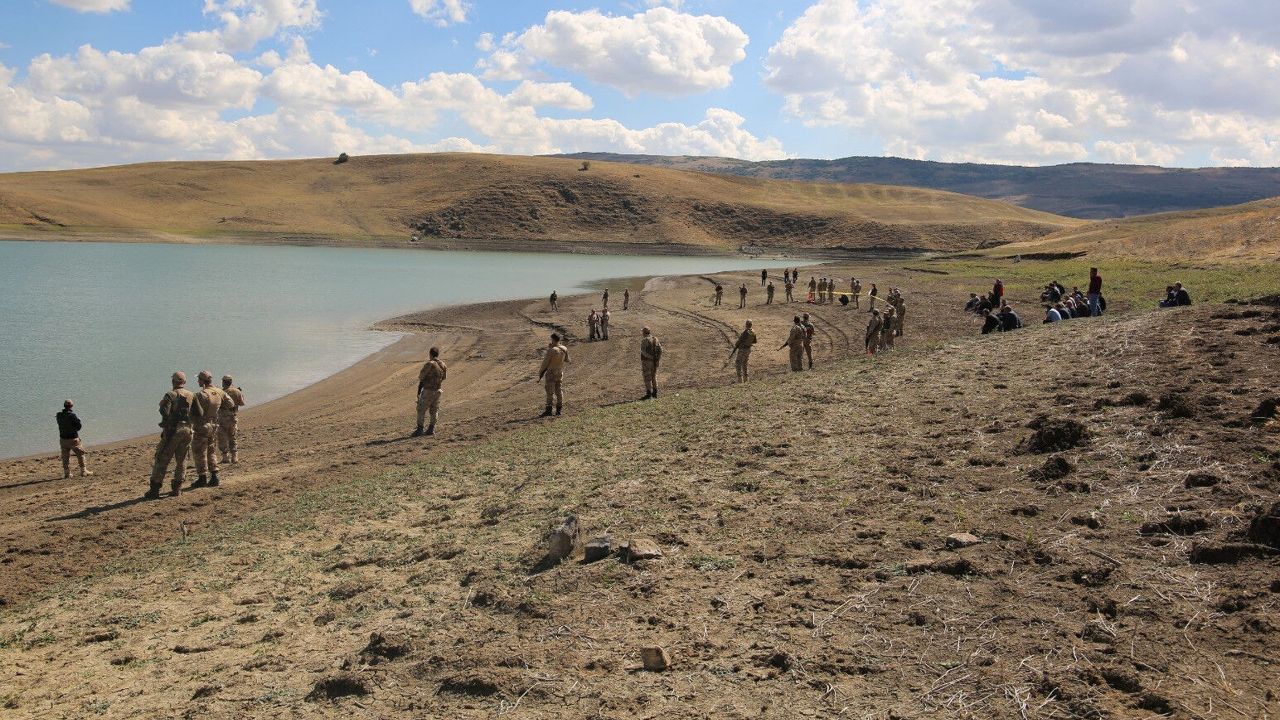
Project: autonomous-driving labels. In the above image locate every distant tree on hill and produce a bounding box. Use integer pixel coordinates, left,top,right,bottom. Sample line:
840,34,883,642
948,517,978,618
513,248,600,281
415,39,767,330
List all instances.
335,152,350,165
579,161,590,171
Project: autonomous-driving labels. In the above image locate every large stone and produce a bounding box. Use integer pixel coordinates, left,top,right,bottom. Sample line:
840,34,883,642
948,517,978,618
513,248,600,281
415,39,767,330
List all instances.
946,532,981,549
583,535,613,563
624,538,663,562
641,646,671,671
546,515,580,564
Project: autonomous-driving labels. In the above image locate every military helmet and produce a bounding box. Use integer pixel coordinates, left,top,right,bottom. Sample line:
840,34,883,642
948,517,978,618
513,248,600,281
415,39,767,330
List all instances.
222,374,234,385
172,371,187,386
197,370,214,384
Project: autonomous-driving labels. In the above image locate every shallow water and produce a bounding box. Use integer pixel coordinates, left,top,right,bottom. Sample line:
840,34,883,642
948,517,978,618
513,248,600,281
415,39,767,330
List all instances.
0,240,802,458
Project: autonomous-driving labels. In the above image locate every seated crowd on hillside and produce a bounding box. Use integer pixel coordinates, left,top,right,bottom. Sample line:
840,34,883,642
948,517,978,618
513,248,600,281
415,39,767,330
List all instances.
966,269,1119,334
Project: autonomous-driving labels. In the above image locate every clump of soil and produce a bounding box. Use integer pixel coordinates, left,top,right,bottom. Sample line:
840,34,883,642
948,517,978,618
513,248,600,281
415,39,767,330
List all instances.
438,674,501,697
1250,398,1279,425
306,672,370,702
360,632,414,665
1029,455,1075,482
1023,417,1090,453
1157,393,1196,419
1184,472,1221,488
1139,513,1210,536
1246,502,1280,548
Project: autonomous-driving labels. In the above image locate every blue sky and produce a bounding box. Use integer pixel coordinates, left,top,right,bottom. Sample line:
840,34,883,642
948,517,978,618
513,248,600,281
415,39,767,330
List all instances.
1,0,1278,170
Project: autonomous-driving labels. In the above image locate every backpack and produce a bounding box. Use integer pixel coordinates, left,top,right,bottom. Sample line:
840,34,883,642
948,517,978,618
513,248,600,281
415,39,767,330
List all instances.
168,392,192,425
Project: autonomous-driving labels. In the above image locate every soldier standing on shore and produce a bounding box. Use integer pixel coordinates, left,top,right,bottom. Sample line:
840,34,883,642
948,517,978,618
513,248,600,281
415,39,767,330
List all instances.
761,269,768,286
714,284,724,306
602,288,610,310
538,332,570,417
623,288,630,310
738,283,748,309
784,277,794,302
56,400,91,479
781,316,806,372
766,281,775,304
147,372,195,499
549,291,558,310
218,375,245,464
730,320,756,382
802,313,816,369
414,347,447,436
807,276,817,302
866,310,883,354
639,327,662,399
818,277,828,304
601,308,612,340
190,371,227,489
851,278,862,308
880,308,896,351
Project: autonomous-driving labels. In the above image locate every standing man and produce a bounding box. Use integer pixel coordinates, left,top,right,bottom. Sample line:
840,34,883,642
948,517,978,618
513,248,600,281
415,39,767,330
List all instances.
880,308,896,350
588,310,599,341
802,313,816,369
818,277,828,304
730,320,756,382
738,283,748,309
784,277,794,303
218,375,245,464
538,332,570,417
807,276,817,302
147,372,196,499
601,308,611,340
761,268,768,287
866,310,883,355
549,290,558,311
714,284,724,306
894,297,907,337
781,315,806,372
766,281,776,304
55,399,91,479
414,347,447,436
639,327,662,399
602,288,610,310
190,371,227,489
851,278,862,308
623,288,630,310
1087,267,1103,316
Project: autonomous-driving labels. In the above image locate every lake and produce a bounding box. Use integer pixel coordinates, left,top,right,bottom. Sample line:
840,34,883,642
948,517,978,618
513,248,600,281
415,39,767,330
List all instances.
0,240,803,458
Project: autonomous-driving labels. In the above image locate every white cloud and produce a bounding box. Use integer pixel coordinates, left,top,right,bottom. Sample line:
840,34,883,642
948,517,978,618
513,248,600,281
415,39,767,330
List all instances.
480,8,748,97
187,0,322,53
765,0,1280,166
409,0,469,27
48,0,130,13
507,80,593,110
475,32,494,52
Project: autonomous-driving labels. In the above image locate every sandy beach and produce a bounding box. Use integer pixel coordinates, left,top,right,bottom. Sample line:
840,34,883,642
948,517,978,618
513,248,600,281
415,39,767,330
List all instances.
0,260,966,605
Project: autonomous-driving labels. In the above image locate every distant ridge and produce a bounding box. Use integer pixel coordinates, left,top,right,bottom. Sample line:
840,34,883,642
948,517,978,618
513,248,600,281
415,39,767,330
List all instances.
554,153,1280,220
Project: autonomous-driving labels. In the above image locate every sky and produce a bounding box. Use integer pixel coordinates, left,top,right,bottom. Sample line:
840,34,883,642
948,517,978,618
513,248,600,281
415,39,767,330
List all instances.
1,0,1278,171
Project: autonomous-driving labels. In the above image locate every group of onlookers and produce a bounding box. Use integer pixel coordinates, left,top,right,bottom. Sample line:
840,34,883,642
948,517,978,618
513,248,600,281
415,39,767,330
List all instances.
1158,282,1192,308
968,268,1111,335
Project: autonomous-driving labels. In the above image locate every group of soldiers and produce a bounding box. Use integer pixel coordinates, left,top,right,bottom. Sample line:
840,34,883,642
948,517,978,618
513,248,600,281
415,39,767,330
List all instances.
146,371,244,499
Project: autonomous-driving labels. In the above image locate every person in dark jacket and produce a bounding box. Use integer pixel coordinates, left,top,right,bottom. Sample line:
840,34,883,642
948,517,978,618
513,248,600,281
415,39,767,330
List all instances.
980,308,1002,334
56,399,91,479
1174,282,1192,306
999,305,1023,332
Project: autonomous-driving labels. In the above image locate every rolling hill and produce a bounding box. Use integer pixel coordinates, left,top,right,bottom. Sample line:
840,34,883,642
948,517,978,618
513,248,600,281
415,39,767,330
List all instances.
996,196,1280,260
557,153,1280,220
0,153,1079,253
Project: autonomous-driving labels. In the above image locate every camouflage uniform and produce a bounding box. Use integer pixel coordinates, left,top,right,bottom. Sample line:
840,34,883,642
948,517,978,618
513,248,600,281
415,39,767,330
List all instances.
148,377,196,497
218,379,245,463
191,376,228,486
539,339,571,415
416,357,447,434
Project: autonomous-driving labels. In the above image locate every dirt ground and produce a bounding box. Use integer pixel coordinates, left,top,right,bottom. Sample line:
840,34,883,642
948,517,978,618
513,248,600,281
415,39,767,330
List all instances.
2,264,1277,719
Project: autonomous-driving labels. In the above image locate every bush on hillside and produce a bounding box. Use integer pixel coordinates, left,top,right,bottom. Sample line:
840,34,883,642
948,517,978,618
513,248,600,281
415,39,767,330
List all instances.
335,152,350,165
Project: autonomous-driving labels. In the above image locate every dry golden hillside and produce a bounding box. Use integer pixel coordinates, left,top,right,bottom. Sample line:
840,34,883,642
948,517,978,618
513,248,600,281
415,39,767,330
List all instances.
0,153,1079,251
997,196,1280,260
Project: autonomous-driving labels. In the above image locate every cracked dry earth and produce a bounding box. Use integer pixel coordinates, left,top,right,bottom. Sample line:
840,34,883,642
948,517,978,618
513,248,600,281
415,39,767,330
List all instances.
2,296,1278,718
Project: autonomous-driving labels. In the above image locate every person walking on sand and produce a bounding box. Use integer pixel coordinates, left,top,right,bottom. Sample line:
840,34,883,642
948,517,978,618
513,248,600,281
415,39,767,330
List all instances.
802,312,816,369
218,375,245,464
147,372,196,499
602,288,610,310
189,371,227,489
739,283,748,309
730,320,757,382
866,309,883,355
549,290,558,311
587,309,599,341
601,308,611,340
766,281,775,304
623,288,630,310
639,327,662,399
714,284,724,306
55,399,91,479
761,268,768,287
538,332,570,417
414,347,447,437
784,277,794,302
781,315,806,372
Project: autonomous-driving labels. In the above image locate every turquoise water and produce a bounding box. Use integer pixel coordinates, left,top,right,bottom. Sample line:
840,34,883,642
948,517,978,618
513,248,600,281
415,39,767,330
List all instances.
0,240,802,458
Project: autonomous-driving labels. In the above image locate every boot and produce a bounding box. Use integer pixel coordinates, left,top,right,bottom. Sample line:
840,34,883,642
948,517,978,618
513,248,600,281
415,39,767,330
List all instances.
425,424,435,436
411,426,425,437
171,484,182,497
191,475,208,489
555,405,562,416
540,407,554,417
651,388,658,398
230,451,238,464
220,453,230,464
62,470,71,480
208,471,220,488
80,468,93,477
143,487,161,500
